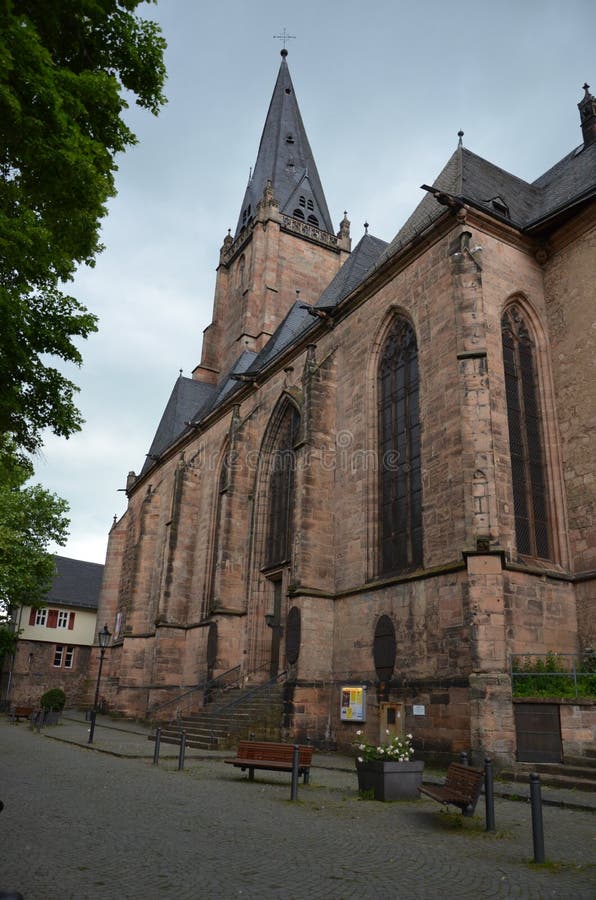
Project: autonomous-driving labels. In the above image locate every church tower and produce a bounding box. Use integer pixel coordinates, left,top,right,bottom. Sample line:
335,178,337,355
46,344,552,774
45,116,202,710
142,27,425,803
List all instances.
193,50,351,385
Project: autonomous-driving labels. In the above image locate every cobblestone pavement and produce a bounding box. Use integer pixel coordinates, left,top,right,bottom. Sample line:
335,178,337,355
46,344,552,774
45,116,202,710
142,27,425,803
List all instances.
1,719,594,900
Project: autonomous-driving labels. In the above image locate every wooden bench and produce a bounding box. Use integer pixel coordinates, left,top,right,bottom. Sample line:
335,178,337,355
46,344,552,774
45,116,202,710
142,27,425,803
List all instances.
10,706,33,723
419,762,484,815
225,740,313,783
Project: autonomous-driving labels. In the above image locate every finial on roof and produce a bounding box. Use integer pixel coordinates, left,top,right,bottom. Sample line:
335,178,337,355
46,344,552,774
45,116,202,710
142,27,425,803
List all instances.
364,222,369,234
458,129,464,147
295,289,300,300
274,29,295,55
179,368,183,378
338,210,350,240
578,82,596,147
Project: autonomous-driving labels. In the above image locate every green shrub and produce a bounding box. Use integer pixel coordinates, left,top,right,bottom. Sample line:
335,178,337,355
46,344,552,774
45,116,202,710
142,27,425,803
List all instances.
511,652,596,699
40,688,66,711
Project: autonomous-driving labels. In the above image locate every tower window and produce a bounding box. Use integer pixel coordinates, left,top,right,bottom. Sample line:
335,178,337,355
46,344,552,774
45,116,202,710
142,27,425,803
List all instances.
293,208,305,220
307,214,319,226
299,196,306,207
307,198,314,210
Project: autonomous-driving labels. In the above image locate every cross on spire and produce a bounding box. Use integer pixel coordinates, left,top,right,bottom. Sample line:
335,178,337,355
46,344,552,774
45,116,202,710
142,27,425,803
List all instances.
273,28,296,52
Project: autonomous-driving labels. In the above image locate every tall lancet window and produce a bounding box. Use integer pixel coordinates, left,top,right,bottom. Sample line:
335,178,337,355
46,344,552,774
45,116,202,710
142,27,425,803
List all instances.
208,448,230,614
266,404,300,568
501,306,549,559
378,318,422,574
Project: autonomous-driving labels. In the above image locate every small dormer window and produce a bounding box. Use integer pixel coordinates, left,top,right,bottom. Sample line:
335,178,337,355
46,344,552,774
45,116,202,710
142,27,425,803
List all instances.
286,133,294,144
299,196,306,207
293,208,305,220
307,198,314,211
307,214,319,226
491,196,509,217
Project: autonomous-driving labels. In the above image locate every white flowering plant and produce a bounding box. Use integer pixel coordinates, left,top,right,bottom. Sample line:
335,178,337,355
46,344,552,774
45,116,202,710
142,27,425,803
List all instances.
353,729,414,762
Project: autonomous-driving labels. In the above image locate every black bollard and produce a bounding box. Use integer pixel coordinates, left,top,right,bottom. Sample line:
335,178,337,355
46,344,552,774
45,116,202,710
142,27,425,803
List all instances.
530,774,545,863
87,709,96,744
178,731,186,771
484,757,496,831
459,751,469,766
153,727,161,765
290,743,300,801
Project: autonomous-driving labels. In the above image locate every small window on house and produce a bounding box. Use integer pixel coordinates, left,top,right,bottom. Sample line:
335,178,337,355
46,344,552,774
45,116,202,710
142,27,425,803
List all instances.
57,610,69,628
307,215,319,226
307,198,314,210
293,208,304,220
53,645,64,667
35,609,48,626
64,647,74,668
299,196,306,207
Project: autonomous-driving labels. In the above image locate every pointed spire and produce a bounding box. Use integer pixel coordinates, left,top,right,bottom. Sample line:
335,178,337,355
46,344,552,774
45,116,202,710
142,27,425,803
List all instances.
234,54,333,237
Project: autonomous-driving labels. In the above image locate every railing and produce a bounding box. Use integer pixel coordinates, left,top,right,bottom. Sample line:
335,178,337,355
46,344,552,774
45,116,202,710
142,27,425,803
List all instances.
148,664,242,722
510,652,596,699
212,669,287,715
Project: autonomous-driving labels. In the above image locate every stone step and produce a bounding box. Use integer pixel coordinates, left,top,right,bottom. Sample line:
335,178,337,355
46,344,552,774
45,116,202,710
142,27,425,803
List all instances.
564,754,596,770
500,763,596,792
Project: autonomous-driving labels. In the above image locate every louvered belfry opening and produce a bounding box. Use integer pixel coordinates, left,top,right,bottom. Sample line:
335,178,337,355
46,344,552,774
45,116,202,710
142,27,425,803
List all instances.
266,404,300,567
378,317,423,575
501,306,550,559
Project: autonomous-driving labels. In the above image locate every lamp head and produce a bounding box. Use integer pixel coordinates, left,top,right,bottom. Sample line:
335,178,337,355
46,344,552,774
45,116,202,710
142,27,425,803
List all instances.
98,623,111,649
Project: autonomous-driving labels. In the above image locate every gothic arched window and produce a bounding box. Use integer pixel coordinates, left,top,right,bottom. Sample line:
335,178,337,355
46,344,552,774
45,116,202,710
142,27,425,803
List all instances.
378,317,422,574
501,306,549,559
208,448,230,613
266,404,300,568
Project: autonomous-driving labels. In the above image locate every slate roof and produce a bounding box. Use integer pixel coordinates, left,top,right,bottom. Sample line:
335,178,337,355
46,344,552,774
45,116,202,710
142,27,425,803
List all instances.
44,556,104,610
379,139,595,265
530,140,596,225
315,233,388,309
234,52,333,237
244,302,316,373
141,376,215,474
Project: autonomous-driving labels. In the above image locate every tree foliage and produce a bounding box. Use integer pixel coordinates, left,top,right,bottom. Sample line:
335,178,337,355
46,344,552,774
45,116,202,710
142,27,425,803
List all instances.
0,0,167,452
0,440,69,618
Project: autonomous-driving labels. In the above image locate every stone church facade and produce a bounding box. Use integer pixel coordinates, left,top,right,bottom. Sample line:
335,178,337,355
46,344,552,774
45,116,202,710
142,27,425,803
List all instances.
94,53,595,765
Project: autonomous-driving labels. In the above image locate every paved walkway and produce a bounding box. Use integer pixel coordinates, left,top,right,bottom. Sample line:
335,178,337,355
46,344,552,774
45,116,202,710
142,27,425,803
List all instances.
1,714,594,899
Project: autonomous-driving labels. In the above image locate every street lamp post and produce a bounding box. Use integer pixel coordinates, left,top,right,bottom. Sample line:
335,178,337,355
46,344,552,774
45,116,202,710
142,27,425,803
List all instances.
88,624,111,745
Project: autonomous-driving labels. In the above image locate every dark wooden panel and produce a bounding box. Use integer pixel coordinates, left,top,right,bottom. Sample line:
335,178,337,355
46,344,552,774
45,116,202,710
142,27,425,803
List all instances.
514,703,562,763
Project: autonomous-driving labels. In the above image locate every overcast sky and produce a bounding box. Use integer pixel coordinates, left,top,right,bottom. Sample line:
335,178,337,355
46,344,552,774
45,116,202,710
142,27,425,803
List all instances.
36,0,594,564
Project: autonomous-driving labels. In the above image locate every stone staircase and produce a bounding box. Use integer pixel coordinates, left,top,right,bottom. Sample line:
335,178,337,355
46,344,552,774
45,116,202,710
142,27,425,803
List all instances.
500,745,596,792
150,681,286,751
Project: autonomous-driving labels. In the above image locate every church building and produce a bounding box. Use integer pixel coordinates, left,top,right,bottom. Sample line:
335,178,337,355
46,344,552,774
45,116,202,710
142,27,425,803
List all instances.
94,52,596,765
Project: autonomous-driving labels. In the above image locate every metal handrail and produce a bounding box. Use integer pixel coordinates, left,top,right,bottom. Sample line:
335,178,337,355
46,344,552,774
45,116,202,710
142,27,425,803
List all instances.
148,664,241,719
210,669,287,714
510,652,596,699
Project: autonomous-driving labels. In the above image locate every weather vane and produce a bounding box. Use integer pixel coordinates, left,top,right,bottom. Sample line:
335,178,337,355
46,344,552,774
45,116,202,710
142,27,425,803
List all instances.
273,29,296,50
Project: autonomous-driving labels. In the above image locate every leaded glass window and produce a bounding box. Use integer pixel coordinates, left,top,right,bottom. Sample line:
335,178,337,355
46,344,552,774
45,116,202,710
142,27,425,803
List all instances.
378,318,422,574
502,307,549,559
266,405,300,567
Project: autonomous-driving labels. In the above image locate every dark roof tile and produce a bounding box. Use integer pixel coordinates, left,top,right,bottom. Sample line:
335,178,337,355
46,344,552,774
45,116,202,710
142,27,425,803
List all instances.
44,556,104,610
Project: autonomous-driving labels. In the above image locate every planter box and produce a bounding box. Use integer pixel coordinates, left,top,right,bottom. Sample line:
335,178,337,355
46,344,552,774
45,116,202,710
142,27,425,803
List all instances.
356,759,425,801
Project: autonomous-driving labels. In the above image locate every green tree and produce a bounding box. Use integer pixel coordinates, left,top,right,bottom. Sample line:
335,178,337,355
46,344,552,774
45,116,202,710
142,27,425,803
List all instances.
0,0,167,453
0,441,69,620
